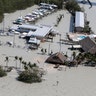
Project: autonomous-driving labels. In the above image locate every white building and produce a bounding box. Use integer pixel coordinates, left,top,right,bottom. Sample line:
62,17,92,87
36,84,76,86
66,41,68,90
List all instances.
10,24,53,41
26,24,53,40
75,11,84,32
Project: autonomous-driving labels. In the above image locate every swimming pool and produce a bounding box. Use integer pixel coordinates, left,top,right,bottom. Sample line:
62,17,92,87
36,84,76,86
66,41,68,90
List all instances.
78,36,87,40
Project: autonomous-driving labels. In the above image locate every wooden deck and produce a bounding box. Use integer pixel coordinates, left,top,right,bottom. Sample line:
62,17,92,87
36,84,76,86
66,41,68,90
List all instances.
60,39,79,45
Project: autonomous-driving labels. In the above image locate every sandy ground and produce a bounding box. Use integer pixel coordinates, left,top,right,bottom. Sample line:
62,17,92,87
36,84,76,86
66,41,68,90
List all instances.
78,0,96,34
0,2,96,96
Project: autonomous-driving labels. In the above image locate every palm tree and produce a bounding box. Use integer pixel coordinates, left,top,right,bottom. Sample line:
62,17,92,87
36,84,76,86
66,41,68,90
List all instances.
19,57,22,69
21,61,25,69
22,61,28,70
64,51,68,58
41,48,44,54
86,0,92,8
23,62,28,70
28,62,32,69
82,0,92,8
15,56,18,69
72,51,76,60
76,53,84,65
5,56,9,67
45,49,47,54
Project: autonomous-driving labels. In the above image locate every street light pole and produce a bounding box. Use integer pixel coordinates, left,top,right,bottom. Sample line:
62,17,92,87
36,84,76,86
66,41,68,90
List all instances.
59,34,61,52
48,43,50,55
13,32,15,48
3,14,7,33
3,15,5,33
20,10,22,18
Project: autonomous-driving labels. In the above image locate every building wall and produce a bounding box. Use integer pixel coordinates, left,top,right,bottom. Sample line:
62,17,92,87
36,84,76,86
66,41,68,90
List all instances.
75,11,84,32
75,27,83,32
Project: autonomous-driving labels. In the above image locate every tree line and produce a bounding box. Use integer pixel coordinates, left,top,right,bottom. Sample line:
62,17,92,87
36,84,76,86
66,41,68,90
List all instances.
34,0,63,9
0,0,63,22
0,0,34,22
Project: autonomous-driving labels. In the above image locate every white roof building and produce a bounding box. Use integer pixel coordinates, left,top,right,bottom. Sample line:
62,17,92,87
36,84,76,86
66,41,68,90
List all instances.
75,11,84,28
10,24,53,40
26,24,52,39
75,11,84,32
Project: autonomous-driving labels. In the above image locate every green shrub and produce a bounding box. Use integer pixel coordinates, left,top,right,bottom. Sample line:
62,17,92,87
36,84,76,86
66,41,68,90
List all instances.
18,62,45,83
18,70,42,83
0,67,7,77
0,0,34,22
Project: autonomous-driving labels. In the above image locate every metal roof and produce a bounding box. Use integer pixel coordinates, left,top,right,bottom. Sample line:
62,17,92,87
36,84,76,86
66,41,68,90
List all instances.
26,24,52,38
75,11,84,28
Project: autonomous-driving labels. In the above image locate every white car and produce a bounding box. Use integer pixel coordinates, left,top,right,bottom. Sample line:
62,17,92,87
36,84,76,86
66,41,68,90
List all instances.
34,10,44,17
32,11,40,19
24,13,35,22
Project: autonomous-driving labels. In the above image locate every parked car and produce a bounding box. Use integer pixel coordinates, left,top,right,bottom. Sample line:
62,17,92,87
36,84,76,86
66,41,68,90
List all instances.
6,41,13,46
34,10,44,17
19,32,27,39
32,11,40,19
24,13,35,22
13,18,24,25
28,44,38,50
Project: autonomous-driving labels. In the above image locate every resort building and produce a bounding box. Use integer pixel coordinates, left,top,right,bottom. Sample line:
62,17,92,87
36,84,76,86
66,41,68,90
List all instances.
26,24,53,41
79,37,96,54
9,24,53,42
75,11,84,32
45,52,67,65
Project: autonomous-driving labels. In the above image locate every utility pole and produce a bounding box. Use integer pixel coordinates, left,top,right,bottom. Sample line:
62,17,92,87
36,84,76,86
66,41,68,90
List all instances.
48,43,50,55
3,14,7,33
59,34,61,52
13,32,15,48
3,15,5,33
